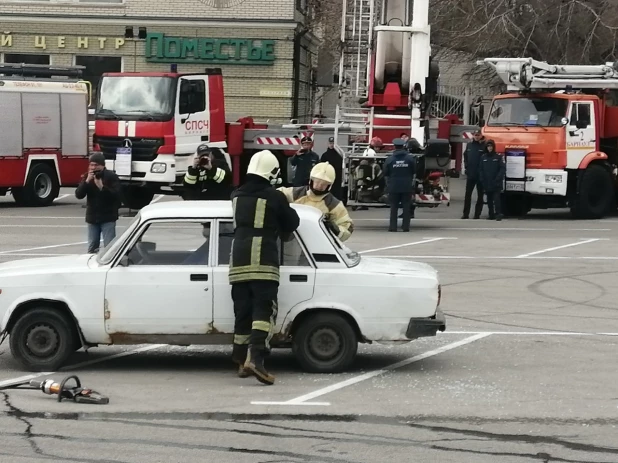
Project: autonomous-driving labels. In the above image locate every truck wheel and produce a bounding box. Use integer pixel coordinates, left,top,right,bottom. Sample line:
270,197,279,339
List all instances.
122,186,155,210
10,308,77,372
570,165,614,219
292,312,358,373
502,194,530,217
21,164,60,207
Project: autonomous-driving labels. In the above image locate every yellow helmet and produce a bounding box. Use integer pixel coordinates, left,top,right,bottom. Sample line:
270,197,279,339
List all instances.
310,162,336,184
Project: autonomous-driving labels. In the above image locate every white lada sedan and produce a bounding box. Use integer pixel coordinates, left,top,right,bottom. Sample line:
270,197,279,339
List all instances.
0,201,445,373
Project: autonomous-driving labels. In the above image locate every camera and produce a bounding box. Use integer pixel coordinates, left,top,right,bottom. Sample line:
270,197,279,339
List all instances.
94,171,104,180
199,155,210,166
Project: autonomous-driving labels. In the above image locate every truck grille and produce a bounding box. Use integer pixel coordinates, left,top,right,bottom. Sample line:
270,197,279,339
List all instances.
96,137,163,162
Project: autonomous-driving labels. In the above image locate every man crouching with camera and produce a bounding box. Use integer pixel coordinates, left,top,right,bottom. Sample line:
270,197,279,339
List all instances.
75,153,121,254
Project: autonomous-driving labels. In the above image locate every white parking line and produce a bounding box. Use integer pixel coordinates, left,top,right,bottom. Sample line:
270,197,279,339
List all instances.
0,345,165,390
0,241,86,255
369,255,618,260
251,333,490,407
53,194,70,202
359,237,456,254
515,238,601,258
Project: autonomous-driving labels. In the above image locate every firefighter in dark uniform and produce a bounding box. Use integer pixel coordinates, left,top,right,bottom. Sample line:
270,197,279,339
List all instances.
384,138,416,232
229,149,300,385
183,143,232,200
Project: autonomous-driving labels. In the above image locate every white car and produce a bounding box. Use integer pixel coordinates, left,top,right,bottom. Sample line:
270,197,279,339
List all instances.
0,201,445,373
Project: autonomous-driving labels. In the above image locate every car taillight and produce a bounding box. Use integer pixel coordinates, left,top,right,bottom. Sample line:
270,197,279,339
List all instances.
437,284,441,307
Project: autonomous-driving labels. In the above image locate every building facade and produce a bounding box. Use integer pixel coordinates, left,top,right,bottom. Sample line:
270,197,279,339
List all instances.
0,0,318,123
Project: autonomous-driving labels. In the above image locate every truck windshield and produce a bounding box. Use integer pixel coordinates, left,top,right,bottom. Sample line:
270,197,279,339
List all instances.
96,76,175,118
487,97,568,127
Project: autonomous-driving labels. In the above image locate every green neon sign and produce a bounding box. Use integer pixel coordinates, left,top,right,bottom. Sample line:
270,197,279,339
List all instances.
145,32,276,65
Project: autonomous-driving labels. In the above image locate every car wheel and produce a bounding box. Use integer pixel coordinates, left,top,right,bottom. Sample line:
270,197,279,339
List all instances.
9,308,77,372
22,163,60,207
292,313,358,373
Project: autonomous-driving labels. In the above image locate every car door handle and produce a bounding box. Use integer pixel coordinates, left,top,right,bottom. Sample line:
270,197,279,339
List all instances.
190,274,209,281
290,274,308,282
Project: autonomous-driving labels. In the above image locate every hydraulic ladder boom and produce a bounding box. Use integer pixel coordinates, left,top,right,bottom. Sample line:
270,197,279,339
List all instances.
480,57,618,91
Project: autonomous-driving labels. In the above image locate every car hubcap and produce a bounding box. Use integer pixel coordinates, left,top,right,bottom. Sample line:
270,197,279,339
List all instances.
26,324,59,357
309,327,342,361
34,173,52,199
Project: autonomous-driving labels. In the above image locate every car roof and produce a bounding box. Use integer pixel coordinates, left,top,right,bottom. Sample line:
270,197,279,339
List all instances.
138,200,324,221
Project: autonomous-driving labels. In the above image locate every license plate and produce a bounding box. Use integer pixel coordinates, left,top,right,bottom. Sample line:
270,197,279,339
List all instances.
505,182,524,192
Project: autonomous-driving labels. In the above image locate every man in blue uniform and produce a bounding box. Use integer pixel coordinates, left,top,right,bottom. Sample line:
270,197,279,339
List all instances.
479,139,506,221
384,138,416,232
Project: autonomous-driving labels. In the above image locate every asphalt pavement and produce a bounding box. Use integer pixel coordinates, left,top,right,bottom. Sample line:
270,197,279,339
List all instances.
0,180,617,463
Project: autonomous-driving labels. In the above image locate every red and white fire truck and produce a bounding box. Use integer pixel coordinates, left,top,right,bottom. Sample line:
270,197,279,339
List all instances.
0,64,90,207
92,0,476,210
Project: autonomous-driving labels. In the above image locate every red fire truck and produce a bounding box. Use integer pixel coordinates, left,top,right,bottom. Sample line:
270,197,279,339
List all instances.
0,64,90,207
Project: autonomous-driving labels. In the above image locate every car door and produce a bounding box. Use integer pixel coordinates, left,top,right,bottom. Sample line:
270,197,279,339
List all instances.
211,219,316,333
175,76,210,156
104,219,214,335
566,101,597,168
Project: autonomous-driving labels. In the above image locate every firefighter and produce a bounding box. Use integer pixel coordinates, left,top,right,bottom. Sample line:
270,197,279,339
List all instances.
291,136,320,187
183,143,232,200
362,136,383,156
278,162,353,242
229,150,300,385
320,137,344,201
384,138,416,232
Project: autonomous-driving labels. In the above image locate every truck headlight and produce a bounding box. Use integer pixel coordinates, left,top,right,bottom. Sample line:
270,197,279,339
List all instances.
151,163,167,173
545,174,563,183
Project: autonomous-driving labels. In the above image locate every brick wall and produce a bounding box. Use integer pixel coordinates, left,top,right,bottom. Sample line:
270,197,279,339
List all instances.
0,0,295,20
0,22,301,122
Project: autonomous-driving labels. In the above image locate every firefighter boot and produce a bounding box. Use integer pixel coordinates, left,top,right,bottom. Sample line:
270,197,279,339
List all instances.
232,344,251,378
244,348,275,386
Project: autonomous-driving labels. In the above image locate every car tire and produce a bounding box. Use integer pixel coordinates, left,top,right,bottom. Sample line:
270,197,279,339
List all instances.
570,164,614,219
9,308,77,372
21,163,60,207
292,312,358,373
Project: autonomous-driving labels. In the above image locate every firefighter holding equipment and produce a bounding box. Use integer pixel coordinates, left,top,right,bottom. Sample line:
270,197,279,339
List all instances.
229,150,300,385
183,143,232,200
278,162,353,242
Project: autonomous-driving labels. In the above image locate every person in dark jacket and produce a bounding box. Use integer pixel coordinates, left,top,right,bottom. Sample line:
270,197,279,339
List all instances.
291,136,320,187
183,144,232,200
75,153,122,253
320,137,344,200
384,138,416,232
229,150,300,385
462,130,486,219
479,139,506,221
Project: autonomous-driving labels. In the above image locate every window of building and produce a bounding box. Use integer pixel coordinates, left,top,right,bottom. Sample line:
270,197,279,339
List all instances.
2,54,50,65
75,55,122,107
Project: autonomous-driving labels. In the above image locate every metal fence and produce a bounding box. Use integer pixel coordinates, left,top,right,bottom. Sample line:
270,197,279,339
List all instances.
432,85,499,124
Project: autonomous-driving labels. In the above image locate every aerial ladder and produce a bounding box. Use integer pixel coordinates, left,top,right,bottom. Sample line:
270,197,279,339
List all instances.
477,57,618,219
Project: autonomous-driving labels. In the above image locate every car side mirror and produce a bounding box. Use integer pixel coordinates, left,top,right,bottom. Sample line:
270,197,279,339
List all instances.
119,255,130,267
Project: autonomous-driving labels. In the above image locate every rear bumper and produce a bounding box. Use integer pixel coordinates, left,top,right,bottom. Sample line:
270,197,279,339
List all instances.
405,308,446,339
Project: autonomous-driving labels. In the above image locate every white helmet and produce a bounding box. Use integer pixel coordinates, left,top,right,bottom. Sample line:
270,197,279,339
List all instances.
310,162,336,184
247,150,281,185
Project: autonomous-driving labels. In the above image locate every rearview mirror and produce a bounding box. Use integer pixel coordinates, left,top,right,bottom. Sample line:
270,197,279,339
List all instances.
561,117,569,126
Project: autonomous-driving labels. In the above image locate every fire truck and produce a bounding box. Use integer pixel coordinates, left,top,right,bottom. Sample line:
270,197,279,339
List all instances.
0,64,90,207
479,57,618,219
92,0,476,210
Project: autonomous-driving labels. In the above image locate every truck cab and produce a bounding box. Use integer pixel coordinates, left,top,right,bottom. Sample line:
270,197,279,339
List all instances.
92,69,229,208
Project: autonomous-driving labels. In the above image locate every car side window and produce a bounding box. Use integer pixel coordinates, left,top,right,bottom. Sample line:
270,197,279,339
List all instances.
218,220,234,265
124,221,212,266
281,234,311,267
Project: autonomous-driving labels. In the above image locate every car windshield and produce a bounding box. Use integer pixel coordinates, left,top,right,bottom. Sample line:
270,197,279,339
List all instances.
319,218,360,267
96,76,175,118
96,214,142,265
487,97,568,127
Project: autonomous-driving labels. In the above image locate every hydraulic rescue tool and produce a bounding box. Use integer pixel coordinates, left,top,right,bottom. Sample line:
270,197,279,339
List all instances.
30,376,109,404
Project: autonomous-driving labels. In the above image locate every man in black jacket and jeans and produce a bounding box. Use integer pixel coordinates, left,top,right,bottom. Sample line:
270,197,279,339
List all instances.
75,153,122,253
462,130,486,219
